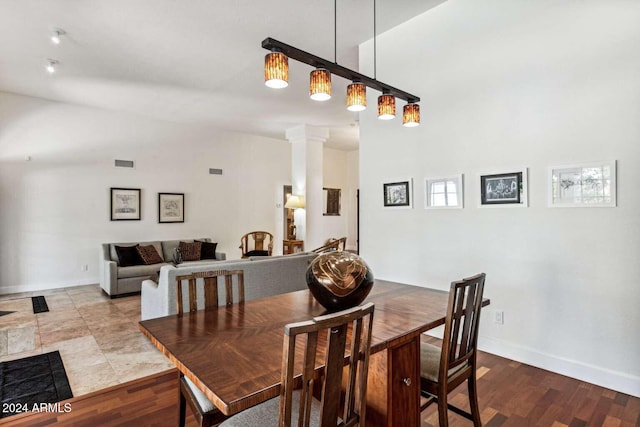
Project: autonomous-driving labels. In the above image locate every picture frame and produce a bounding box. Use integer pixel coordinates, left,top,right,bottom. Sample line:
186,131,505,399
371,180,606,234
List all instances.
479,168,528,208
158,193,185,223
383,179,413,208
110,188,141,221
548,161,616,207
322,188,341,216
424,174,464,209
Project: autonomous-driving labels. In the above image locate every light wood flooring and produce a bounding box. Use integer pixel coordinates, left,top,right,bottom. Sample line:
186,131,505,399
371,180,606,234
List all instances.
1,285,638,426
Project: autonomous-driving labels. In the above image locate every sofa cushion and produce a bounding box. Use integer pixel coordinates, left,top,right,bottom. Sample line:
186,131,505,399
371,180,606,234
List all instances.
198,241,218,260
110,241,163,264
115,245,143,267
179,241,202,261
118,263,169,279
161,238,210,262
137,244,164,265
244,250,269,257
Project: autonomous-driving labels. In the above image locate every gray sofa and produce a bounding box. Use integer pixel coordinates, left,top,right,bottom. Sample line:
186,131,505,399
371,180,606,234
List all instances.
100,238,226,297
141,252,318,320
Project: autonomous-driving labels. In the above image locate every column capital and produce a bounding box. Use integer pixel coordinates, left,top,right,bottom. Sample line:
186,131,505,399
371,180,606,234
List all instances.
285,125,330,144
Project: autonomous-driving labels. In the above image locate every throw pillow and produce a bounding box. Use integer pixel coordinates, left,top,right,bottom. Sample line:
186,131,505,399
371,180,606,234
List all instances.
115,245,142,267
198,241,218,260
136,244,164,265
179,241,202,261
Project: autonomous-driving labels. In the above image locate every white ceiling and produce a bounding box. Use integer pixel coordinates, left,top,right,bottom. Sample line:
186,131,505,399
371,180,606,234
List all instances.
0,0,445,150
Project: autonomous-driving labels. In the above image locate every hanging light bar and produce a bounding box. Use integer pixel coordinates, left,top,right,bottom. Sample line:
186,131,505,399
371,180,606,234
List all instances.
403,102,420,127
346,82,366,111
264,49,289,88
262,37,420,105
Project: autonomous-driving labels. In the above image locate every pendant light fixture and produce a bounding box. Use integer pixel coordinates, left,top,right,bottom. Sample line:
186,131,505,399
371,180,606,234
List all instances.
346,82,366,111
377,92,396,120
310,68,331,101
403,102,420,127
261,0,420,127
264,49,289,88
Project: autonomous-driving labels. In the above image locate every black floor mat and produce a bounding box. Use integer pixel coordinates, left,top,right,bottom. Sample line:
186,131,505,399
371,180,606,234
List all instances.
0,351,73,418
31,296,49,314
0,311,14,317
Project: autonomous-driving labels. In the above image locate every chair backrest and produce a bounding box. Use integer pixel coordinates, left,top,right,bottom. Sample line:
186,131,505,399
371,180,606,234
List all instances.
239,231,274,256
176,269,245,315
279,302,375,427
311,237,346,254
439,273,486,381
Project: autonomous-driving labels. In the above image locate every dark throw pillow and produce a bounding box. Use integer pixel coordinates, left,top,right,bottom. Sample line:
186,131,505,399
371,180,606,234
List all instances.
115,245,142,267
198,241,218,260
179,241,202,261
136,244,164,265
244,250,270,257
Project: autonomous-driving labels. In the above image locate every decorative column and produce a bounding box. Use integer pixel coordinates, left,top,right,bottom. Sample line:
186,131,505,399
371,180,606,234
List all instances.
285,125,329,250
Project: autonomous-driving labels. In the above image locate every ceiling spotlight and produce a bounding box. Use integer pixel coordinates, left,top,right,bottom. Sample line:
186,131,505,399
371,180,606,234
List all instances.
50,29,66,45
46,59,58,74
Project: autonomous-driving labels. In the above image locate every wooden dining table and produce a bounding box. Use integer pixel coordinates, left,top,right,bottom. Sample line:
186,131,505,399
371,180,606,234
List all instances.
139,279,489,426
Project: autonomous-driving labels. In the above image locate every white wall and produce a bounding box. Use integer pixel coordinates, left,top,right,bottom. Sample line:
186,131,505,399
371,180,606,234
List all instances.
0,92,292,294
359,0,640,396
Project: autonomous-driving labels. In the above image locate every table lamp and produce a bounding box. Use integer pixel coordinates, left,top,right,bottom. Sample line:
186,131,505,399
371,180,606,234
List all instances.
285,195,305,240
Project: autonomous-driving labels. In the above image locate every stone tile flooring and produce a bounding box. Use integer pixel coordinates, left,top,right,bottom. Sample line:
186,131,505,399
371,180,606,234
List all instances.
0,285,173,397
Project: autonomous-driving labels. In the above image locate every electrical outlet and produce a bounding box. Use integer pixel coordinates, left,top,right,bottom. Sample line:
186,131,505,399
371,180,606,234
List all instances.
81,264,88,272
494,310,504,325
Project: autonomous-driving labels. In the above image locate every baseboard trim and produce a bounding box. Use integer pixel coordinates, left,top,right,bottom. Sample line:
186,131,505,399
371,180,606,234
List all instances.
477,335,640,398
0,280,98,296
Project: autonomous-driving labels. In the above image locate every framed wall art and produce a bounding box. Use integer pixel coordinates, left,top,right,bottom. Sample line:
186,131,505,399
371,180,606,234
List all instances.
548,161,616,207
158,193,185,223
383,179,413,208
479,168,528,207
424,174,463,209
110,187,141,221
322,188,341,216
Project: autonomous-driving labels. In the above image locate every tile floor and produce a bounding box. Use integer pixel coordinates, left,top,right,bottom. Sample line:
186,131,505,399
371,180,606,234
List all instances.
0,285,173,397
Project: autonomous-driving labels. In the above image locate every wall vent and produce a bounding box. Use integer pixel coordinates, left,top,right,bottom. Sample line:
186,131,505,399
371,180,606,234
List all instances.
114,159,135,168
209,168,223,175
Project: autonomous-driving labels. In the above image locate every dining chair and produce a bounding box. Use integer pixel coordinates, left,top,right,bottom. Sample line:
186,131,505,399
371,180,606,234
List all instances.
420,273,486,427
311,237,346,254
219,302,375,427
239,231,274,258
176,269,245,427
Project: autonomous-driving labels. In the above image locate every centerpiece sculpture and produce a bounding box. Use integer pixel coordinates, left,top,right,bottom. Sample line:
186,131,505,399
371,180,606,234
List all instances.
306,251,374,311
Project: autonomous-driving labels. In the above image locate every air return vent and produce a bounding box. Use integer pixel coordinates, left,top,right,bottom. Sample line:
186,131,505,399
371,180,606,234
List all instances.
209,168,223,175
114,159,135,168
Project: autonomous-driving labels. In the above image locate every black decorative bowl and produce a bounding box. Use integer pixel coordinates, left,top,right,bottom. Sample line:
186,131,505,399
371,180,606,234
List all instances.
306,252,374,312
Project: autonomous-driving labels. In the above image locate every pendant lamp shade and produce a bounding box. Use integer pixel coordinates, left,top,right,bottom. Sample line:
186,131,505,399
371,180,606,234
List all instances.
264,51,289,89
346,82,366,111
377,93,396,120
402,103,420,127
310,68,331,101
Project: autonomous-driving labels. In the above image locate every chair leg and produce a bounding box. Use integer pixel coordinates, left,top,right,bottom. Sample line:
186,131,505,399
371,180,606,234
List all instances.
437,388,449,427
467,375,482,427
179,378,187,427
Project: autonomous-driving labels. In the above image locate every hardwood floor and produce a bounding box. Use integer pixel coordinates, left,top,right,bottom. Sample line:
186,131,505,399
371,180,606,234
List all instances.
2,342,638,426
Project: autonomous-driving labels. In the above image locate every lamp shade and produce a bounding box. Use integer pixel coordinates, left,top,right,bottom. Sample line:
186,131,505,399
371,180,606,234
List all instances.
264,51,289,88
402,103,420,127
310,68,331,101
346,82,366,111
285,195,305,209
377,94,395,120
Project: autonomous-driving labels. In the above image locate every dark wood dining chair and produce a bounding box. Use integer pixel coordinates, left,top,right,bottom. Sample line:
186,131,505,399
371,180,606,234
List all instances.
219,302,375,427
311,236,346,253
420,273,486,427
239,231,274,258
176,269,245,427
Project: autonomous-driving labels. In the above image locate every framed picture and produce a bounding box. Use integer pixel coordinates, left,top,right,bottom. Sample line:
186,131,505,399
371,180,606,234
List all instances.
323,188,341,216
424,174,463,209
110,188,141,221
158,193,185,223
548,161,616,207
383,179,413,208
479,168,528,207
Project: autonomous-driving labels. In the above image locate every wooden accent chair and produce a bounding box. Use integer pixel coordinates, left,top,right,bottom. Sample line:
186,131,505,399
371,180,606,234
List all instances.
219,302,375,427
239,231,274,258
420,273,486,427
311,236,347,254
176,270,245,427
